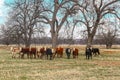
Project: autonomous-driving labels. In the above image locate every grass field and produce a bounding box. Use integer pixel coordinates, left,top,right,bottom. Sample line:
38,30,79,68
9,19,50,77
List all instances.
0,45,120,80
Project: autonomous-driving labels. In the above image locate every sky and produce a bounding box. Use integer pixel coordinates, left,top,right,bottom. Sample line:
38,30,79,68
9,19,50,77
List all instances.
0,0,14,24
0,0,6,24
0,0,81,39
0,0,119,39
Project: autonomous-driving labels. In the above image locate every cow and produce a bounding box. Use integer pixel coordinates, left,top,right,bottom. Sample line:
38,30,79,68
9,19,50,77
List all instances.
30,47,37,59
72,48,79,59
45,48,53,60
65,48,71,59
92,48,100,56
55,47,64,58
85,47,92,60
20,47,30,59
37,47,46,59
10,47,21,58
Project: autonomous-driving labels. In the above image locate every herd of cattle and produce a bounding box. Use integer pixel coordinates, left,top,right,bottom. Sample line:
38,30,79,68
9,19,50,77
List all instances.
10,46,100,60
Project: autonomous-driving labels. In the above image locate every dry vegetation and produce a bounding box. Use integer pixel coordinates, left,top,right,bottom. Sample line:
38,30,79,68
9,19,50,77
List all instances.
0,45,120,80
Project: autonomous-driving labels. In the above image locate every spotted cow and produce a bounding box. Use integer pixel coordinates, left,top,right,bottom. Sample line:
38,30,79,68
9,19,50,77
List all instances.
10,47,21,58
37,47,46,59
85,47,92,60
65,48,71,59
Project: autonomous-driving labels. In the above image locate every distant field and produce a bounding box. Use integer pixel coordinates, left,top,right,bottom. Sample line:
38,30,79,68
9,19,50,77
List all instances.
0,45,120,80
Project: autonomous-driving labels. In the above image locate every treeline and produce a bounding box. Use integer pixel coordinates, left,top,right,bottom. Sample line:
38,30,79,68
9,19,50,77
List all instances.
0,37,120,46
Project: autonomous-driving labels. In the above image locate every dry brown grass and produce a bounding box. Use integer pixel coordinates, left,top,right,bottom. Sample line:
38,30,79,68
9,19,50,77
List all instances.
0,45,120,80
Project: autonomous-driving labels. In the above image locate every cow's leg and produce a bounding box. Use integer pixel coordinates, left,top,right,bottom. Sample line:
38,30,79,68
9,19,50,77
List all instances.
46,54,48,60
50,54,52,60
57,52,59,58
73,54,75,58
77,53,78,58
18,52,21,59
93,52,96,56
53,52,57,58
40,53,44,59
86,53,88,59
68,53,71,59
12,52,15,58
89,52,92,59
27,53,29,59
37,52,40,58
88,53,90,60
29,53,32,59
21,53,24,59
52,53,56,59
60,52,63,58
34,53,36,59
66,53,69,59
98,51,100,55
90,54,92,59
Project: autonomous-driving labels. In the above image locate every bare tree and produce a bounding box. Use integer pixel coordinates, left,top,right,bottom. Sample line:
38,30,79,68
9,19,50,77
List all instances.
7,0,43,47
0,25,11,46
0,21,23,46
103,30,117,49
39,0,79,48
74,0,120,47
96,17,119,48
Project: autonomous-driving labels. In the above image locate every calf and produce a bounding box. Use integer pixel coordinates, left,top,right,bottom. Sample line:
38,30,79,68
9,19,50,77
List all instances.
85,47,92,60
65,48,71,59
92,48,100,56
72,48,79,59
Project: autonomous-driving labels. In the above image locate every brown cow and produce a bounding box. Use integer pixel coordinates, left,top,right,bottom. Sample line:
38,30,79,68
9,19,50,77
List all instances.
72,48,79,58
30,47,37,59
37,47,46,59
55,47,63,58
20,47,30,59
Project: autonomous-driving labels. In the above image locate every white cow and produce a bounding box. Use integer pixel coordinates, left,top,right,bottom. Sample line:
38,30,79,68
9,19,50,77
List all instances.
10,47,21,58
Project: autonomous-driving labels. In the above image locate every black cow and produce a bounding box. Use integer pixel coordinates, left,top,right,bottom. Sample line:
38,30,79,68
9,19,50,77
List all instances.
66,48,71,59
85,47,92,60
46,48,53,60
92,48,100,56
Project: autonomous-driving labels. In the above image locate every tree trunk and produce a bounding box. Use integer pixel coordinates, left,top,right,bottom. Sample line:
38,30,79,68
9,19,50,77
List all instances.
87,35,93,47
51,33,58,48
106,44,112,49
25,40,31,47
24,36,31,47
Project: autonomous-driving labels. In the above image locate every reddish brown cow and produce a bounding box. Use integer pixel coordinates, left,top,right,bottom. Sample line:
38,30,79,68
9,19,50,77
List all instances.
30,47,37,59
20,47,30,59
55,47,63,58
72,48,79,58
